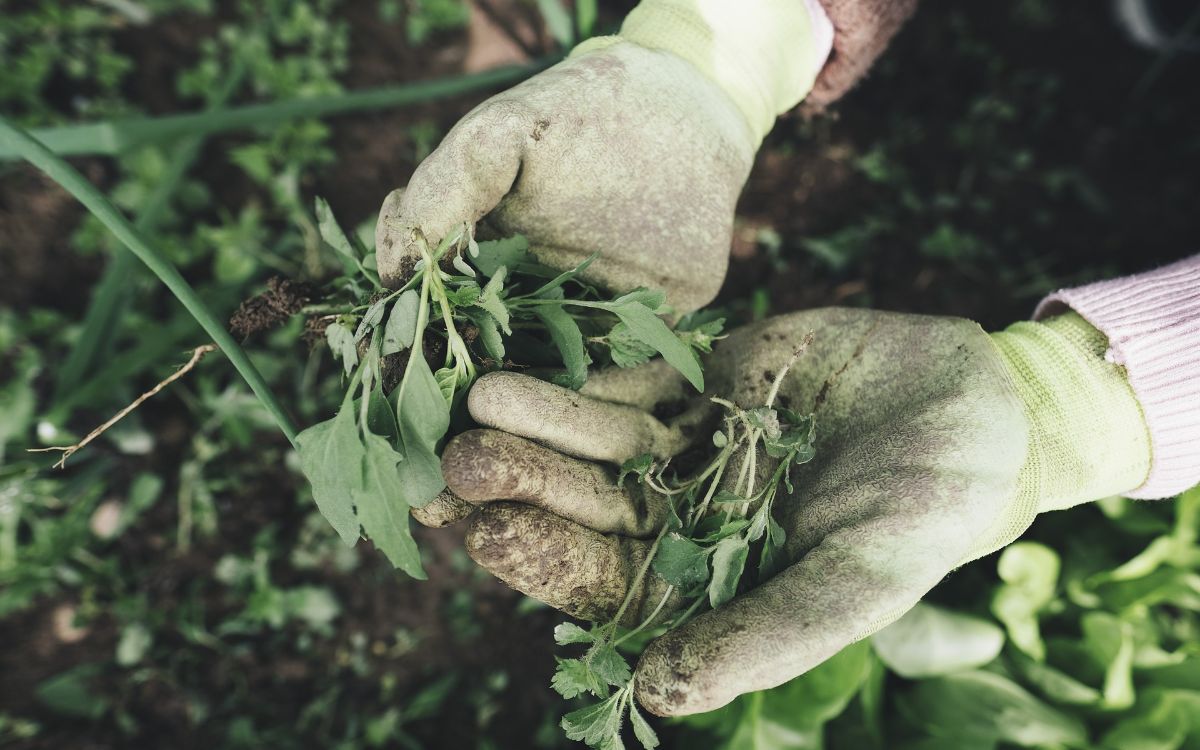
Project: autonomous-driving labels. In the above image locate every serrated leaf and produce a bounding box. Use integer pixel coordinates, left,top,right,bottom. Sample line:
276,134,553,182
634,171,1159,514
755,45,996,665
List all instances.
296,394,362,546
628,701,660,750
474,266,512,334
609,300,703,392
356,431,425,578
562,692,625,746
473,235,530,277
325,322,359,376
607,322,657,368
445,281,481,307
588,642,632,687
709,536,749,609
555,622,596,645
533,304,590,390
382,289,420,356
653,533,711,589
552,657,608,699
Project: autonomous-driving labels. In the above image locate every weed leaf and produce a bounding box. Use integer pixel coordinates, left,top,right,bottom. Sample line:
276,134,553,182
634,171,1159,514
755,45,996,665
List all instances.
357,431,425,578
533,304,590,390
653,533,710,590
382,289,419,356
609,301,703,391
296,395,362,546
708,536,749,609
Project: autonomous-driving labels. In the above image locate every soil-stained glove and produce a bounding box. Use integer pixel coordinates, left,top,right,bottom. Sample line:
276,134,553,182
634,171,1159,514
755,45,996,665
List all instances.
441,308,1151,716
375,0,832,315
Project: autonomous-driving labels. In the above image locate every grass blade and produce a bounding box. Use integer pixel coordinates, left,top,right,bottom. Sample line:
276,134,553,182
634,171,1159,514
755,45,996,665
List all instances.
0,62,551,159
0,117,299,446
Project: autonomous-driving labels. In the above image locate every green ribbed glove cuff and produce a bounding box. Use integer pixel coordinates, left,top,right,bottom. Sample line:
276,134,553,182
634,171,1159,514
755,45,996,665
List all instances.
972,313,1151,560
572,0,828,145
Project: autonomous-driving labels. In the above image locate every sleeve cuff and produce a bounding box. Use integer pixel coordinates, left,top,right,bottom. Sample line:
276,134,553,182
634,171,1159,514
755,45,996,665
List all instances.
1034,255,1200,499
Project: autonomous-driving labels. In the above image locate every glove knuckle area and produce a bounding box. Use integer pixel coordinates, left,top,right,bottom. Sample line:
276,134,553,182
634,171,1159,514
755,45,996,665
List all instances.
441,428,548,502
410,490,475,528
464,502,633,622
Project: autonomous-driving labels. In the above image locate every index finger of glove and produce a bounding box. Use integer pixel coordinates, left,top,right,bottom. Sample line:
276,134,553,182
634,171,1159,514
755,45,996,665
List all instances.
467,371,696,464
633,504,968,717
375,100,529,287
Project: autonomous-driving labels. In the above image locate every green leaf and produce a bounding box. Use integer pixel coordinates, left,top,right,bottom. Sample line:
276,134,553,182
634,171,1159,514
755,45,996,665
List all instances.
537,0,574,47
528,253,598,298
1082,611,1136,709
36,665,110,720
991,542,1059,661
532,304,590,390
758,516,788,579
296,395,363,546
325,321,359,377
393,348,449,509
1099,689,1191,750
609,300,703,391
607,322,657,368
694,517,750,543
618,453,654,487
466,309,505,362
709,536,749,609
588,641,633,687
682,641,872,748
382,289,419,356
554,622,596,645
355,297,388,340
474,266,512,334
1009,651,1101,706
899,670,1087,748
552,657,608,699
356,431,425,578
315,196,361,270
562,691,626,747
629,701,660,750
472,235,530,277
871,603,1004,678
653,533,711,590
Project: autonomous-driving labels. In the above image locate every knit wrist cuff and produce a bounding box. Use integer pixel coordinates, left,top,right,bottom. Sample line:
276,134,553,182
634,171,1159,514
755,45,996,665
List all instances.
603,0,833,145
1035,256,1200,499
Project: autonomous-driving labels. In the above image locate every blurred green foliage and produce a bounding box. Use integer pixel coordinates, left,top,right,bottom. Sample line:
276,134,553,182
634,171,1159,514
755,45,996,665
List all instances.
1,1,1197,748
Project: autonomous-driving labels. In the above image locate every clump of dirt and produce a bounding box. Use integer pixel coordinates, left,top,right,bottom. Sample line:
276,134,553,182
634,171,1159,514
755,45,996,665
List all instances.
229,276,316,339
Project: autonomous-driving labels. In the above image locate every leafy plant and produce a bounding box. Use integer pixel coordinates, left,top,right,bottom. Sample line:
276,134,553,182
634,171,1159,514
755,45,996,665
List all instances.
296,201,721,578
548,341,818,748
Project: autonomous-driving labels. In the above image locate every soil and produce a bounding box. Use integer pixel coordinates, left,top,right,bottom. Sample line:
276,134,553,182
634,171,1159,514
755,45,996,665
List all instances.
1,1,1197,748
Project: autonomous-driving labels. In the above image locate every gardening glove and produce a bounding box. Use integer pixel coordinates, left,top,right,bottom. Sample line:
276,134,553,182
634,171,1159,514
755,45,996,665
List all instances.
375,0,833,315
803,0,920,112
441,307,1151,715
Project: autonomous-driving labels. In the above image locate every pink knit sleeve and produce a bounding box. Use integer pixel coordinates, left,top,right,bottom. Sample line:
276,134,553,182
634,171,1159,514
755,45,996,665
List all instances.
1034,256,1200,499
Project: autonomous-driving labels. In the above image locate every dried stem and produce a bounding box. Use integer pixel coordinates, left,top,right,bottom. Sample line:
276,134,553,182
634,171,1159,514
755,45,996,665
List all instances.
30,344,217,468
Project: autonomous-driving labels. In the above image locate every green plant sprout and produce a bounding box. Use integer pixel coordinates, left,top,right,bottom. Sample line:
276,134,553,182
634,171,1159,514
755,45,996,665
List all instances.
296,199,724,579
550,340,817,749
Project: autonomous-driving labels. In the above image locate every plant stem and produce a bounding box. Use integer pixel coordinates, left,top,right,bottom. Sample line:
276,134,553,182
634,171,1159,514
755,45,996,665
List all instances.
0,62,555,159
0,117,299,446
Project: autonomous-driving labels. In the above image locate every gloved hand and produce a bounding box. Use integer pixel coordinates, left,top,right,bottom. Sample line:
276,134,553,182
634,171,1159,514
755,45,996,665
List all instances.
375,0,832,314
440,307,1151,715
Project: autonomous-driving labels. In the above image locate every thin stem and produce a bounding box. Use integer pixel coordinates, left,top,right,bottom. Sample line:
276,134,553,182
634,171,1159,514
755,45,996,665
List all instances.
614,585,675,647
0,62,555,159
609,523,671,630
0,118,299,445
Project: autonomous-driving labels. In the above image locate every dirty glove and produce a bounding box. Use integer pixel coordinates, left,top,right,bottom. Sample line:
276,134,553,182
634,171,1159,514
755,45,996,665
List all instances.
375,0,832,314
441,308,1150,715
